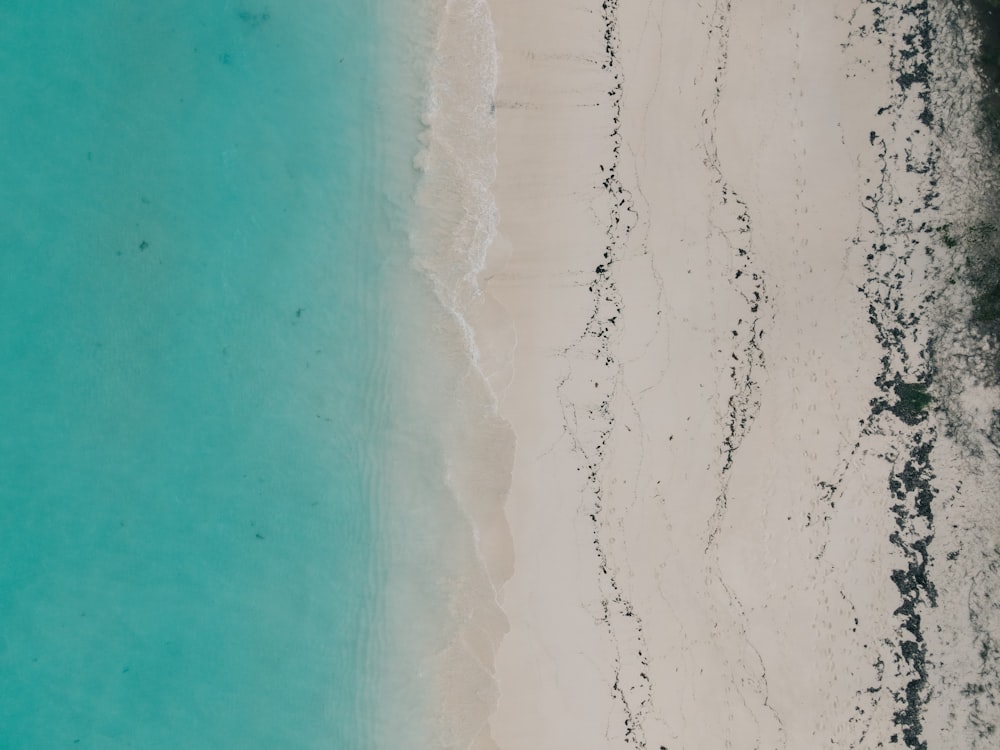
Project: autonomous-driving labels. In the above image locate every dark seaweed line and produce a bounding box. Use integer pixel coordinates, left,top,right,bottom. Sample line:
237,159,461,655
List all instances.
553,0,652,745
698,0,770,558
594,2,653,744
854,2,941,748
697,1,784,745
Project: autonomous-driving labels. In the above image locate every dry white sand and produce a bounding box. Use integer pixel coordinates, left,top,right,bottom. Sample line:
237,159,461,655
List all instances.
457,0,1000,747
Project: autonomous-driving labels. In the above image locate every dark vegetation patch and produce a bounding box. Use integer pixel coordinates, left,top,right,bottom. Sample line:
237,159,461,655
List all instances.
969,1,1000,146
936,219,1000,378
958,3,1000,368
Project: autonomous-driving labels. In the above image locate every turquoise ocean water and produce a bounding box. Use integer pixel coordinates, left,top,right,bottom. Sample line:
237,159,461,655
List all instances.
0,1,484,747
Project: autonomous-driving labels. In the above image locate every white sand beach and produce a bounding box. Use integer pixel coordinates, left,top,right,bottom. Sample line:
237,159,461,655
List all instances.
462,0,1000,748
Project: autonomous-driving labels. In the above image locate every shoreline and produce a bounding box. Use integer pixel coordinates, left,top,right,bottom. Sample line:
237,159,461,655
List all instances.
481,0,1000,746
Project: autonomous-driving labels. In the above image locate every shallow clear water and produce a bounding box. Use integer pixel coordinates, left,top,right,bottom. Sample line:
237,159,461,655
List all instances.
0,1,428,746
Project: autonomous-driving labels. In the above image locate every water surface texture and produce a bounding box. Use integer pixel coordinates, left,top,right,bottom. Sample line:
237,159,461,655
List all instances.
0,2,421,746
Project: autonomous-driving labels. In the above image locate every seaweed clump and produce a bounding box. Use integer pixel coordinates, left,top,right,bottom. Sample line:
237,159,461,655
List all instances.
870,378,935,425
892,381,935,425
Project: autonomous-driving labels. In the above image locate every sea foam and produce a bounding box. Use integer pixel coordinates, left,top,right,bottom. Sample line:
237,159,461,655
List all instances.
370,0,515,747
